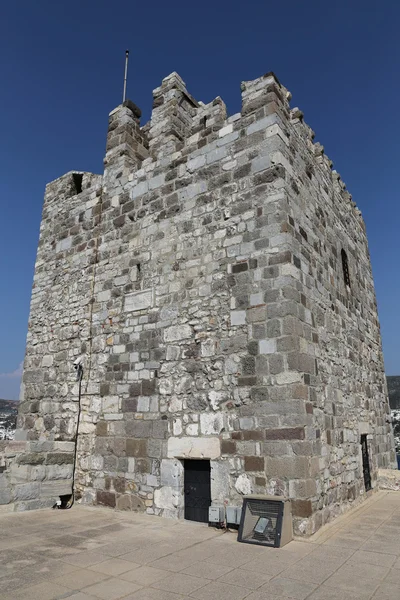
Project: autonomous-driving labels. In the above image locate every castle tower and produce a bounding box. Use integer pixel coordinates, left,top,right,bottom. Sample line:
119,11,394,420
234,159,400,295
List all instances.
0,71,395,536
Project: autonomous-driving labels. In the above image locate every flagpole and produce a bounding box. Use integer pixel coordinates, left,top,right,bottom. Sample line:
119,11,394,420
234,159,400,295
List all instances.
123,50,129,103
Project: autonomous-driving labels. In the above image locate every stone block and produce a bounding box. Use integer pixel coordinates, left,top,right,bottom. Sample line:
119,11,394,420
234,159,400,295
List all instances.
125,420,152,438
53,442,75,452
14,483,40,501
96,421,108,436
259,339,276,354
160,459,184,488
17,453,45,465
206,147,227,164
6,441,27,453
244,456,265,471
200,413,224,435
221,440,236,454
164,324,192,342
125,290,153,312
152,420,168,439
41,480,73,497
265,427,305,440
131,181,148,198
96,490,116,508
154,486,183,511
211,461,230,503
122,397,138,412
103,396,119,413
235,474,253,495
265,456,310,479
247,113,280,135
231,311,246,326
291,499,313,517
167,437,220,459
251,155,271,173
126,439,147,457
45,453,74,465
0,489,12,505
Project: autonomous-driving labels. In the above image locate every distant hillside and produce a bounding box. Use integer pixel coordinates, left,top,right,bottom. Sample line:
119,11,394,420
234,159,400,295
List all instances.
0,399,18,413
387,377,400,409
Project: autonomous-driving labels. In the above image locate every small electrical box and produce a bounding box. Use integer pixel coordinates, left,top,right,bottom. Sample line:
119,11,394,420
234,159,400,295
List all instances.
208,506,224,523
226,506,242,525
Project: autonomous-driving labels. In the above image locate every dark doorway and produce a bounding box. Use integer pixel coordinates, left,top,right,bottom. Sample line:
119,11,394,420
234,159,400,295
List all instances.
361,435,372,491
184,460,211,523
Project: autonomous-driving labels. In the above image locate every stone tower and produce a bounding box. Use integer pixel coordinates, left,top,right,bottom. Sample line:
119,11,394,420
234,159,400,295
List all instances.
0,71,395,536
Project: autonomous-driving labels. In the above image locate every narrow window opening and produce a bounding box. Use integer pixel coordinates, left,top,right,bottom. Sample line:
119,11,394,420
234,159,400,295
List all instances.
361,434,372,491
137,263,141,273
200,116,207,127
72,173,83,195
341,249,351,288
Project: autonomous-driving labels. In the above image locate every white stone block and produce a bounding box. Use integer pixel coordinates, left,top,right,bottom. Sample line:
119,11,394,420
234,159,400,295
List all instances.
164,324,192,342
206,147,227,164
187,155,206,172
137,397,150,412
201,339,216,357
250,293,263,306
251,155,271,173
41,356,53,367
208,390,226,410
200,413,224,435
103,396,119,413
259,339,276,354
235,474,253,495
160,459,183,488
167,437,221,459
173,418,183,436
211,461,230,504
231,311,246,326
98,290,111,302
148,174,165,190
186,424,199,436
55,238,71,252
131,181,148,198
146,475,158,487
218,124,233,137
154,486,183,510
125,290,152,312
247,113,279,135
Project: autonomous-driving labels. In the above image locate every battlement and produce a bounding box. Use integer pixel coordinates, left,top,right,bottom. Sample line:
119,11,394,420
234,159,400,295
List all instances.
45,71,363,230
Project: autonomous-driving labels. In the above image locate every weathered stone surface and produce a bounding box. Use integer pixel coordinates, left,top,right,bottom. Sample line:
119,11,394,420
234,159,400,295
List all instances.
125,290,153,312
45,453,74,465
41,480,73,497
126,439,147,457
167,437,220,459
164,325,192,342
96,490,116,508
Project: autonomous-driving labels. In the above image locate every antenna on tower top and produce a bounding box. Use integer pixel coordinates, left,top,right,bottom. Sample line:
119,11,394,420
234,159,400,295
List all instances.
122,50,129,103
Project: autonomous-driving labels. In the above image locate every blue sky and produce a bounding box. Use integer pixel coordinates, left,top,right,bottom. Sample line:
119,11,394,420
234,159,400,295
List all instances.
0,0,399,399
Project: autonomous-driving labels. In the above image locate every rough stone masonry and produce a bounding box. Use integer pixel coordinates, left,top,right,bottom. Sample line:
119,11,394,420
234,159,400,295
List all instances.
0,71,396,536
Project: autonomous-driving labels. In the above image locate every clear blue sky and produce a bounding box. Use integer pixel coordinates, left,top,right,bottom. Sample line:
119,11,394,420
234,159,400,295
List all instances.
0,0,399,399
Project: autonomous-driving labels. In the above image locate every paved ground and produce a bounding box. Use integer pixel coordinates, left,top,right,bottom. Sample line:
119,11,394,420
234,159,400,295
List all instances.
0,491,400,600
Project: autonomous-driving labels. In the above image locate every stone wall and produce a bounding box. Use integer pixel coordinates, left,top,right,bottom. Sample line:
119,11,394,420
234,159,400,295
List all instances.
1,70,395,534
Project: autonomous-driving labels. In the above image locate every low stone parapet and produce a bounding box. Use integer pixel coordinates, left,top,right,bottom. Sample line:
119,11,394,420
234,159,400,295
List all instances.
0,439,74,510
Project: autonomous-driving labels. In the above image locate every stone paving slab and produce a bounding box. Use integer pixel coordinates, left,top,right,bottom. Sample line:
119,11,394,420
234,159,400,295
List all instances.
0,491,399,600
